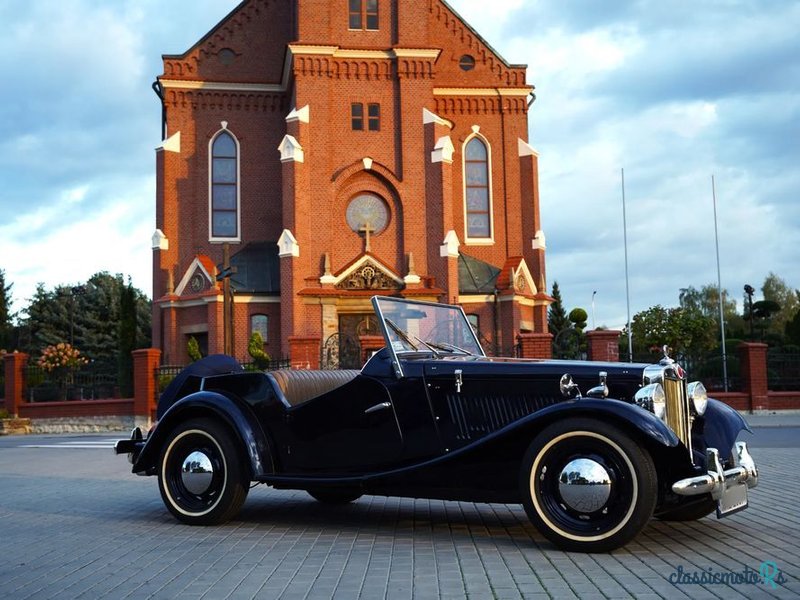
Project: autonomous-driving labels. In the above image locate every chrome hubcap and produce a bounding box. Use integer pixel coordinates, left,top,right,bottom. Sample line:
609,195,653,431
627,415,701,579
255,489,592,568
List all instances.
181,451,214,495
558,458,612,512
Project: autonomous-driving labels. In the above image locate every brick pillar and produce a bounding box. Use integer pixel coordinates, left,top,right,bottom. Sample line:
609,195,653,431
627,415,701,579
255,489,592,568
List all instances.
4,352,29,417
133,348,161,426
289,336,321,370
517,333,553,359
587,330,621,362
738,342,768,412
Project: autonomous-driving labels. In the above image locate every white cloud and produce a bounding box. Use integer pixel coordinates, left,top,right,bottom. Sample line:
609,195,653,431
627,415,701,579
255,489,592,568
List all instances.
1,178,154,309
1,0,798,334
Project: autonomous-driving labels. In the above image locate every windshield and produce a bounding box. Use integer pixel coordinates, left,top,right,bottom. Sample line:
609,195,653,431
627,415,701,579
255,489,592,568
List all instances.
372,296,484,374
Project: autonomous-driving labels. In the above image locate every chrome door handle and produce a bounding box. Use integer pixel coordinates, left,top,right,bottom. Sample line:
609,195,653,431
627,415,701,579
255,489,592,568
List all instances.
364,402,392,414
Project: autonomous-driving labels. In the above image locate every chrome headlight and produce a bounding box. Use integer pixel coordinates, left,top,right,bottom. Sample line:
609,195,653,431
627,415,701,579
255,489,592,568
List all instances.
687,381,708,416
635,383,666,420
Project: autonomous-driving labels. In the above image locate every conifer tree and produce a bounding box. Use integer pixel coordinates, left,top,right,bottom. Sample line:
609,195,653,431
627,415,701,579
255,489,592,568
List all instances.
548,281,570,335
118,280,137,397
0,269,13,349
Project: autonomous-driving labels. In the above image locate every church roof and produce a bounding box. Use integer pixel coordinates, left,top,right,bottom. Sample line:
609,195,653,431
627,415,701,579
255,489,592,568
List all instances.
458,253,501,294
219,242,280,294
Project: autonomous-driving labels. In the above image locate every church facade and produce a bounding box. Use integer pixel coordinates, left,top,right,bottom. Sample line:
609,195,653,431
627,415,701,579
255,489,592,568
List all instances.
152,0,550,367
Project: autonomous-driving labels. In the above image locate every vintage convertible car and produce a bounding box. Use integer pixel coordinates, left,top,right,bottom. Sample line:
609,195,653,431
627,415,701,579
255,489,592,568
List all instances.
116,296,758,552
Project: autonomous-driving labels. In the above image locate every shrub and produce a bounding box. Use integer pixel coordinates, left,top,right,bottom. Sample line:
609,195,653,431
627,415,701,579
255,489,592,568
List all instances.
37,343,89,372
248,332,271,370
187,336,202,362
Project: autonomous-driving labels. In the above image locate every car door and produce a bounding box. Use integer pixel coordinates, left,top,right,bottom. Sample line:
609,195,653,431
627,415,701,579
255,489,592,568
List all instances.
285,375,404,472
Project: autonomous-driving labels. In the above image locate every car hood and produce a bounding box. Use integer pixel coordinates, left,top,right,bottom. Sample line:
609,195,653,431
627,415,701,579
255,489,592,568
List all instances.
416,355,652,403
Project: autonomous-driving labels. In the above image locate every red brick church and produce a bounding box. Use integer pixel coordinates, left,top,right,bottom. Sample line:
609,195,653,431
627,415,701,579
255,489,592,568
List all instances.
151,0,550,367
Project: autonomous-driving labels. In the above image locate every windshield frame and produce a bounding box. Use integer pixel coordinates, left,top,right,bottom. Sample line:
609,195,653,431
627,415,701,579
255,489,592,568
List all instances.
371,295,486,378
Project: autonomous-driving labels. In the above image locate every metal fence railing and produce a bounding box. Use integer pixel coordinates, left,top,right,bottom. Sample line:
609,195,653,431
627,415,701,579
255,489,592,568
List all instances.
686,353,741,393
626,351,741,393
25,364,121,402
768,352,800,391
156,358,292,393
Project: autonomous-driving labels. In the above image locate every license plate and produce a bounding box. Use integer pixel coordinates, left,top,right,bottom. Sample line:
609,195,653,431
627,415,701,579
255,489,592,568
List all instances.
716,482,748,518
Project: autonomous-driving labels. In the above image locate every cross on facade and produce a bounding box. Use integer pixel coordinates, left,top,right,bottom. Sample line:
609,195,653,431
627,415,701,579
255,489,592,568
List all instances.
359,221,375,253
216,242,238,355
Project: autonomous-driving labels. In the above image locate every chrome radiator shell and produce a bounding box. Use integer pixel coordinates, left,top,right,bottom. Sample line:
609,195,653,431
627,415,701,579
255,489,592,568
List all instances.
643,361,693,463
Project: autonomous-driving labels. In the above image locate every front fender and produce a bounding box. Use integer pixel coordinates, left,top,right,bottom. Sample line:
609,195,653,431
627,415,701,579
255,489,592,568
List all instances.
133,391,273,478
701,397,752,457
519,397,681,448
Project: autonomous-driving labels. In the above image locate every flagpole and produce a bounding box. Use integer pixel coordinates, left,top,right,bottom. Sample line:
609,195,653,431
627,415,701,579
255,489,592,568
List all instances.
621,168,633,362
712,175,729,391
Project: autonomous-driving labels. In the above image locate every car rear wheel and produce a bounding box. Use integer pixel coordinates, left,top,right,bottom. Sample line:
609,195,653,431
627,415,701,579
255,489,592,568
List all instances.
307,488,362,504
158,418,249,525
520,418,657,553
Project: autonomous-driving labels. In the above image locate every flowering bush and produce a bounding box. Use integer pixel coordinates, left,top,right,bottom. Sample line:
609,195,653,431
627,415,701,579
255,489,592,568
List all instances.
37,343,89,372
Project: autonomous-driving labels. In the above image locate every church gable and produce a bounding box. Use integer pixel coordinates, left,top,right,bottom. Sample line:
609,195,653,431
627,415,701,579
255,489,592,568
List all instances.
496,257,537,296
161,0,293,84
175,255,217,297
333,255,404,291
430,0,529,87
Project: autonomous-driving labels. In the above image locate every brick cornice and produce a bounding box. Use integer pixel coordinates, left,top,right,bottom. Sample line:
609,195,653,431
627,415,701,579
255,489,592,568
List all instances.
163,88,286,112
289,45,440,81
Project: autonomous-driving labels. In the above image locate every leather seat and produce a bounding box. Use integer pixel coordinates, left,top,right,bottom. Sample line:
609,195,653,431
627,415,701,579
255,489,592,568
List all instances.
267,369,360,407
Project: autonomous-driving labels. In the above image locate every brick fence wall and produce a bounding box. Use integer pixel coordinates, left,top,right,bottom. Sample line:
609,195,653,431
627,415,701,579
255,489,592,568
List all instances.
3,337,799,430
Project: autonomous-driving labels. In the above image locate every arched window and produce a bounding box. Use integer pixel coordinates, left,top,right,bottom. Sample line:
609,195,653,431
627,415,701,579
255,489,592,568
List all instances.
251,314,268,343
464,136,492,240
210,130,239,240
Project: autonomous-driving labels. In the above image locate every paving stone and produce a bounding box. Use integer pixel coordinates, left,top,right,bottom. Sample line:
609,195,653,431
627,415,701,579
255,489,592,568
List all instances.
0,439,796,599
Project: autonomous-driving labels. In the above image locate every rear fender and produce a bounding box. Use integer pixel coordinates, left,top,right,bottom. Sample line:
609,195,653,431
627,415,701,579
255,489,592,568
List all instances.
133,391,273,478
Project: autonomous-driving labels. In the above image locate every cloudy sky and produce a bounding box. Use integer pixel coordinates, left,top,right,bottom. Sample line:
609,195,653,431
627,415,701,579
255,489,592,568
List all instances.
1,0,798,329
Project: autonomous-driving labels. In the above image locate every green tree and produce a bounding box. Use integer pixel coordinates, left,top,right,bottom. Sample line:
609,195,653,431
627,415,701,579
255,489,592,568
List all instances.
24,284,71,351
21,273,151,374
118,280,137,397
568,308,588,332
761,273,799,337
627,305,716,362
679,285,737,319
0,269,13,350
548,281,570,335
786,309,800,346
679,284,746,342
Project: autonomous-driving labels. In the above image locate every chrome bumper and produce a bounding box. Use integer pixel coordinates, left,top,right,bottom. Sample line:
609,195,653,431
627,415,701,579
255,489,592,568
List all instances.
671,441,758,516
113,426,145,465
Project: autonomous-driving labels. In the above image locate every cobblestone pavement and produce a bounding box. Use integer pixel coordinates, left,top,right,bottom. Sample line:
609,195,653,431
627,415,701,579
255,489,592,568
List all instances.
0,436,797,600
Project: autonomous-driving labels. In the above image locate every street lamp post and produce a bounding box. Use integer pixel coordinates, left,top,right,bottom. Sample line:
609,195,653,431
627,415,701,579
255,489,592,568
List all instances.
744,284,755,339
591,291,597,330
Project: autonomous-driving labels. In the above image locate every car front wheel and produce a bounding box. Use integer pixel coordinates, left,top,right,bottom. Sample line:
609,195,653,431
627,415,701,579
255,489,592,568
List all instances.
158,418,249,525
520,419,657,553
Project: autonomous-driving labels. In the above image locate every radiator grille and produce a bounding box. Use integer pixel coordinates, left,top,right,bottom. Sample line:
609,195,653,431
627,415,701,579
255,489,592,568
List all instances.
663,376,692,461
445,394,555,441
